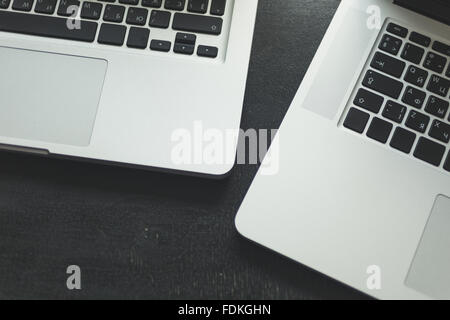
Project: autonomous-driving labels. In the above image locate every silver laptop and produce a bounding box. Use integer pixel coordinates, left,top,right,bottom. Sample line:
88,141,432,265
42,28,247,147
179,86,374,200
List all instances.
0,0,258,176
236,0,450,299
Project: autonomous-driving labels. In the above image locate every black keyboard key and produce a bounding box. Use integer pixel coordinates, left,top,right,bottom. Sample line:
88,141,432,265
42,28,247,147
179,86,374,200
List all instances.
425,96,449,119
81,1,102,20
444,152,450,172
34,0,56,14
409,32,431,47
379,34,402,55
57,0,80,16
150,39,171,52
402,86,426,109
429,120,450,144
386,23,408,38
432,41,450,57
370,51,405,78
119,0,138,5
126,7,148,26
382,100,407,123
427,74,450,97
127,27,150,49
210,0,225,16
142,0,161,7
424,52,447,74
353,88,384,113
0,0,10,8
446,65,450,78
344,108,369,134
173,42,194,55
406,110,430,133
401,43,425,64
367,117,393,143
165,0,185,10
173,12,222,35
98,23,126,46
390,127,416,154
98,0,115,2
12,0,33,11
197,45,218,58
0,10,97,42
362,70,403,99
404,65,428,88
414,137,445,167
149,10,170,28
176,32,196,45
103,4,125,23
188,0,208,14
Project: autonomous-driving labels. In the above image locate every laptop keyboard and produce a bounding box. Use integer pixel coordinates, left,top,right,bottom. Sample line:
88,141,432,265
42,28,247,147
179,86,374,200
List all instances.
0,0,228,58
343,21,450,172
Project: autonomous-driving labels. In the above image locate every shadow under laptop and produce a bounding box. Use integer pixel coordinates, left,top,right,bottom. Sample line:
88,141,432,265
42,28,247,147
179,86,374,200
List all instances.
0,150,232,205
234,235,373,300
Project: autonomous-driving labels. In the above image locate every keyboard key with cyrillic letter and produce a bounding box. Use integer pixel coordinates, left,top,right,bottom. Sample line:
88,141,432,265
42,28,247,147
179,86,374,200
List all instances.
425,96,449,119
34,0,57,14
404,65,428,88
427,75,450,97
429,120,450,144
406,110,430,133
424,52,447,74
103,4,125,23
57,0,80,16
402,86,426,109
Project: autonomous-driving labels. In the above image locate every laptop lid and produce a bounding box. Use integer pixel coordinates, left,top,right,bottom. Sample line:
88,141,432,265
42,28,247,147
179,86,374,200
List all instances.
394,0,450,25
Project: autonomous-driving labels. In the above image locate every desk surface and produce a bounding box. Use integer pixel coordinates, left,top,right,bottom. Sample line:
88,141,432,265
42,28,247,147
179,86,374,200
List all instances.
0,0,368,299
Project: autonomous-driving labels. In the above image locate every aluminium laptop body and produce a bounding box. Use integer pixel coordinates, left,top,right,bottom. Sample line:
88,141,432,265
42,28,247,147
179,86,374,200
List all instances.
0,0,258,177
236,0,450,299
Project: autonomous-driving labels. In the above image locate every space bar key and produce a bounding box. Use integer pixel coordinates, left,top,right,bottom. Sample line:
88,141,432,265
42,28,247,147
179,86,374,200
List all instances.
0,11,98,42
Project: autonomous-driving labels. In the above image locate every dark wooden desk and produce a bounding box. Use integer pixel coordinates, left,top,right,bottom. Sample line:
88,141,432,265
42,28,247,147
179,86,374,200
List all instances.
0,0,367,299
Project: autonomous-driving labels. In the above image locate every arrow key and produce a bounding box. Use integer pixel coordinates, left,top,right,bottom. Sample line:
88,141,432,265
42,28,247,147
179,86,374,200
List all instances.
174,42,194,55
197,45,218,58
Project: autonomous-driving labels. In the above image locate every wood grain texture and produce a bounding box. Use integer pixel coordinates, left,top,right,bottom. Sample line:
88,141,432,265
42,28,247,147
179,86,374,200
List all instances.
0,0,369,299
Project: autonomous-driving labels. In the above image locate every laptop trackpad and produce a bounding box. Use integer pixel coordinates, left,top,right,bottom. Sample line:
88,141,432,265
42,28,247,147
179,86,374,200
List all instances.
406,195,450,299
0,47,107,147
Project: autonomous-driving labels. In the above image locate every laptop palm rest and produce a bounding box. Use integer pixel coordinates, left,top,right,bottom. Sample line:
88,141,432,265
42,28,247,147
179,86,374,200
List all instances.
406,195,450,299
0,47,107,147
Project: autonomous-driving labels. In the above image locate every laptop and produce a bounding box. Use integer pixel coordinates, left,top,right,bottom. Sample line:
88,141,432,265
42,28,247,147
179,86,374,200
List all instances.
236,0,450,299
0,0,258,177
